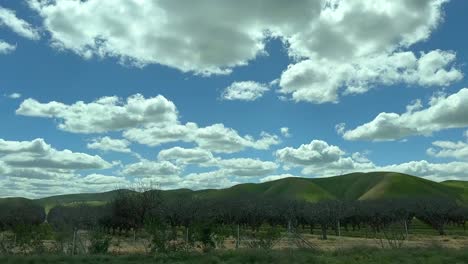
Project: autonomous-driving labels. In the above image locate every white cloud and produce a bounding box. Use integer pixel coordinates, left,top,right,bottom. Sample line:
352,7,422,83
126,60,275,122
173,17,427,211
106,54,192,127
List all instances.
16,94,178,133
157,146,277,176
87,136,131,153
194,125,279,153
0,40,15,54
123,123,196,147
378,160,468,181
80,173,129,187
342,88,468,141
121,160,181,178
276,140,344,166
275,139,468,181
28,0,453,95
7,93,22,99
0,6,40,40
157,147,215,165
125,123,280,153
335,123,346,135
427,140,468,160
276,140,374,176
0,173,130,198
221,81,269,101
280,127,291,138
17,95,281,153
259,173,299,183
0,138,111,171
279,50,462,103
180,170,239,190
217,158,278,177
0,138,112,186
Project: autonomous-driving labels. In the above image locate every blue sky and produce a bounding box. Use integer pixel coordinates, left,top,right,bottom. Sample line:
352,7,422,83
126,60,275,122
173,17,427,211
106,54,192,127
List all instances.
1,0,468,198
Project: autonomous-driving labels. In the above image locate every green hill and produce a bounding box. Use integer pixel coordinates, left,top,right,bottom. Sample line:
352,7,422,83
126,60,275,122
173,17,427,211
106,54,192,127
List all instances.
441,180,468,202
310,172,459,201
1,172,467,213
36,189,133,213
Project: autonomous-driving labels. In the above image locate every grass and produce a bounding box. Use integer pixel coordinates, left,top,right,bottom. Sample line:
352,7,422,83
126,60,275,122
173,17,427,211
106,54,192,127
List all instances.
1,247,467,264
2,172,467,215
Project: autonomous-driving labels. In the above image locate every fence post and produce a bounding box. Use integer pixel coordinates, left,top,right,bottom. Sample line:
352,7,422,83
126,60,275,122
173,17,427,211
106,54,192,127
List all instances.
236,224,240,249
72,229,76,255
404,220,408,239
338,220,341,237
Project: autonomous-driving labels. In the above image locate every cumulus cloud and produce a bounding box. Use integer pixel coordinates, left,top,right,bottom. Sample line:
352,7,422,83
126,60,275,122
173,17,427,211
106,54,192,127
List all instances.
259,173,299,183
123,123,196,147
427,140,468,160
180,170,239,190
121,160,181,179
87,136,131,153
125,123,280,153
156,145,277,176
7,93,22,99
80,173,129,187
280,127,291,138
194,125,279,153
28,0,295,74
157,147,215,165
342,88,468,141
0,139,113,198
276,140,374,176
0,6,40,40
217,158,278,177
0,138,111,171
379,160,468,181
275,139,468,181
0,173,130,198
0,41,15,54
16,94,178,133
18,95,280,153
221,81,269,101
279,50,462,103
276,140,344,166
28,0,455,101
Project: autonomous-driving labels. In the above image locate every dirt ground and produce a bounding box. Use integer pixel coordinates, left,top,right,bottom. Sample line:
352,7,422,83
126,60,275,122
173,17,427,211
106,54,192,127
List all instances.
103,234,468,254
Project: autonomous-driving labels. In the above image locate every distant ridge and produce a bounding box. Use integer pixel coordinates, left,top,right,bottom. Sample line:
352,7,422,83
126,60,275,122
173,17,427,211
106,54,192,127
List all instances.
2,172,467,212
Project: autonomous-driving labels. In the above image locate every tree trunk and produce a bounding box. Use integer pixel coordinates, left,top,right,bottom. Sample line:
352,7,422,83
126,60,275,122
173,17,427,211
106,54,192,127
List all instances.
321,226,327,240
438,226,446,236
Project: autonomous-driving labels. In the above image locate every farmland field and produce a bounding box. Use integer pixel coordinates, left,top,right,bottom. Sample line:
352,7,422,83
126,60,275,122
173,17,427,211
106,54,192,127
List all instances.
1,247,468,264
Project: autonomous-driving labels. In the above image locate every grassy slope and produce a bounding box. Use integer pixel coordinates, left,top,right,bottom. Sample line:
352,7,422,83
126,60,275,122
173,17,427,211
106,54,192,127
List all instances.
35,190,132,213
357,172,459,200
310,172,387,200
192,178,334,202
441,180,468,202
2,172,467,212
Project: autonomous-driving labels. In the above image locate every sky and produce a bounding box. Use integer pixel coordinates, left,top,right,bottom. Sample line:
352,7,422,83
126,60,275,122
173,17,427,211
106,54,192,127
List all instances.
1,0,468,198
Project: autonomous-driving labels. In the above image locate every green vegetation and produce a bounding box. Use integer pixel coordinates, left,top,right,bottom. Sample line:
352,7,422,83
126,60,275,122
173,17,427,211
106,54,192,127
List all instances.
1,247,467,264
2,172,466,213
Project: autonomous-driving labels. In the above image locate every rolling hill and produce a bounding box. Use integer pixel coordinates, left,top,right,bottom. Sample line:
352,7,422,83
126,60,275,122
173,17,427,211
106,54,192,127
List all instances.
1,172,467,213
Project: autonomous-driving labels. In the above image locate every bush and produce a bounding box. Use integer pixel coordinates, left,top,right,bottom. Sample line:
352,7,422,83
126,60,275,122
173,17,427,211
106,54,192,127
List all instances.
88,230,111,254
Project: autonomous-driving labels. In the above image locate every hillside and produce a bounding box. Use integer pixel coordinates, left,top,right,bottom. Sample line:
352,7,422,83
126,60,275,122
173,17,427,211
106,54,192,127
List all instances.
1,172,467,213
441,180,468,202
310,172,459,201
